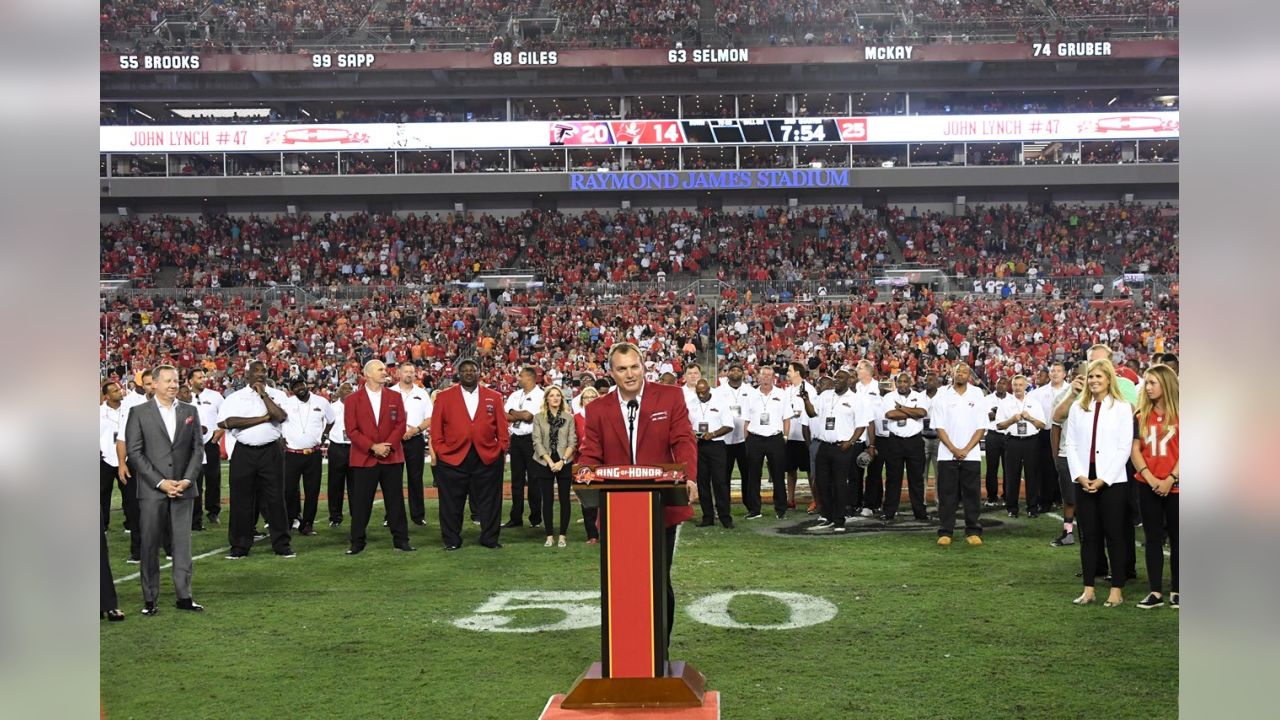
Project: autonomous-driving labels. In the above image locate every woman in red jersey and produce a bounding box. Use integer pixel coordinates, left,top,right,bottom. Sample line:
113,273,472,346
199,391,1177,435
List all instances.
1132,364,1180,609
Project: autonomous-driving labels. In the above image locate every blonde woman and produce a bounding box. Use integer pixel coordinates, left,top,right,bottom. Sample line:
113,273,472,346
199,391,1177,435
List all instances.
532,386,577,547
1064,359,1135,607
574,386,601,544
1132,364,1180,609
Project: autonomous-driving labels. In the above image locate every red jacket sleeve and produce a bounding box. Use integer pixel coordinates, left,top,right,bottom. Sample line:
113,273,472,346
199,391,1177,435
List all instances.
494,389,510,452
429,392,447,457
577,403,603,467
346,392,372,457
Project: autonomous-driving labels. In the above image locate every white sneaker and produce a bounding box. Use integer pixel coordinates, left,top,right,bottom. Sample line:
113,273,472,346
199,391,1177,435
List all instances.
806,522,834,532
860,507,874,517
845,515,858,523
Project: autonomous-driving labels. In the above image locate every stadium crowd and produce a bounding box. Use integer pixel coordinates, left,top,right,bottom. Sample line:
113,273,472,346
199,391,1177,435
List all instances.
101,203,1178,290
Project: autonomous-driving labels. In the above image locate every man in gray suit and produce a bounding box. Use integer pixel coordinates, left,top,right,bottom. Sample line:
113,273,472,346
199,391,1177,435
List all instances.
125,364,206,616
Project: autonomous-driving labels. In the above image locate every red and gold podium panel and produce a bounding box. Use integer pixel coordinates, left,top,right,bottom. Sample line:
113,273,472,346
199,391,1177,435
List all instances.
560,465,708,710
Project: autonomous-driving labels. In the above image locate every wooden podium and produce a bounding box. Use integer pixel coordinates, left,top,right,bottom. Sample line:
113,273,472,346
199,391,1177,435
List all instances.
559,464,707,710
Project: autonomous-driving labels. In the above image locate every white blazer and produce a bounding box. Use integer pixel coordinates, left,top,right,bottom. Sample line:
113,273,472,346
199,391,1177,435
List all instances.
1065,395,1134,486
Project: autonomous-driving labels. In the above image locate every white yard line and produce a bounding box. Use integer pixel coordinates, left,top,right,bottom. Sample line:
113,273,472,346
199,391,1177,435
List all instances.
114,499,387,583
115,546,229,584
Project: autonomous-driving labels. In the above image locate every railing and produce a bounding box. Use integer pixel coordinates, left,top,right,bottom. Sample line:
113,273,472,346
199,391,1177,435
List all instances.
99,275,1177,303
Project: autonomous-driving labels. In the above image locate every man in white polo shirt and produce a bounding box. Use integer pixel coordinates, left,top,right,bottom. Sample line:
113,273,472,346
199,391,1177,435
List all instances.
690,378,735,528
744,366,791,520
983,377,1011,510
996,375,1048,518
391,362,433,526
783,362,817,511
805,369,862,532
326,383,354,527
116,369,154,563
1030,361,1070,515
932,363,988,546
216,361,295,559
718,362,754,516
188,368,225,528
502,367,545,528
880,372,931,522
281,377,335,536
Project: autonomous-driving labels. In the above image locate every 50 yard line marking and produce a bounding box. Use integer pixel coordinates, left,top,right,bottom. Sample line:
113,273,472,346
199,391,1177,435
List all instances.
113,499,387,584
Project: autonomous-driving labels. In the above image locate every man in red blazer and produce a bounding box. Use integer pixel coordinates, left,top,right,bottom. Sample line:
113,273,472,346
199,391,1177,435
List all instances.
344,360,415,554
578,342,698,652
429,358,510,550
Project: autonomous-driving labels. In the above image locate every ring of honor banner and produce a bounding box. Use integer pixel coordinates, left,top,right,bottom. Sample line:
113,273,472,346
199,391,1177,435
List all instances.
601,491,666,679
562,464,706,710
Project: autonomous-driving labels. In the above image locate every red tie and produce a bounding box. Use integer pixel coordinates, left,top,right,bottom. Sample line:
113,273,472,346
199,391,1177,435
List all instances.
1088,401,1102,460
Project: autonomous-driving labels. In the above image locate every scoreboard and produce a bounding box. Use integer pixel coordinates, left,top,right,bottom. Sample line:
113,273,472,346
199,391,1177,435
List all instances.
101,112,1177,153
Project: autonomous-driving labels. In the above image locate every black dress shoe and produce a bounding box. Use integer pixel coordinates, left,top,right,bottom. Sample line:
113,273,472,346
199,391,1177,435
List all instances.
345,546,364,555
104,609,125,622
412,519,427,526
175,598,204,612
481,543,504,549
697,519,715,527
722,521,735,529
141,602,158,617
443,545,461,551
500,520,523,529
207,514,220,524
298,525,317,537
395,544,418,552
192,524,205,532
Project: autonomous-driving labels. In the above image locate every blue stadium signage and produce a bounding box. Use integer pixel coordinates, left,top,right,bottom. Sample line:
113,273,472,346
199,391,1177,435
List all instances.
568,169,851,192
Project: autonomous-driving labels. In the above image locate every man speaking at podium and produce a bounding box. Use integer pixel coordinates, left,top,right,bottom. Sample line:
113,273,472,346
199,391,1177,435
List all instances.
578,342,698,653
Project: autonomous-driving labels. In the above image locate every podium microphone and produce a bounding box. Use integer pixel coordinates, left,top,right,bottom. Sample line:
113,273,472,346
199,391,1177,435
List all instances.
627,399,639,462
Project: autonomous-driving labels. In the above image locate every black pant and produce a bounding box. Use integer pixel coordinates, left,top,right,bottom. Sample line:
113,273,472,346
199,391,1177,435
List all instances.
1002,436,1040,513
582,505,600,540
403,435,427,523
814,441,853,526
100,518,119,613
437,447,504,548
284,450,323,530
884,434,927,519
202,440,222,520
984,431,1006,502
537,462,574,536
1035,433,1059,510
1138,483,1179,594
100,459,118,530
350,463,410,550
937,460,982,537
121,460,143,558
506,435,541,525
696,441,732,525
724,441,747,508
863,438,886,511
844,441,868,512
745,434,787,515
1076,481,1129,588
328,443,352,523
227,442,292,556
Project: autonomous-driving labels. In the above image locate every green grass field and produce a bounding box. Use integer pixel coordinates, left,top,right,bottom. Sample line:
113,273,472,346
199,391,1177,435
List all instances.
101,464,1177,720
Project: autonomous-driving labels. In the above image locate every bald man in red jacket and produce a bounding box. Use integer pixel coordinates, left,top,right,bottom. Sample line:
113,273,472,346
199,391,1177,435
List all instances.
578,342,697,653
430,358,510,550
345,360,414,554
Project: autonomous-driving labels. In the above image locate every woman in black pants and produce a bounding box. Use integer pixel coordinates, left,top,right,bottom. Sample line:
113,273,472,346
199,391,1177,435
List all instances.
533,386,577,548
1064,359,1135,607
1132,364,1180,609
